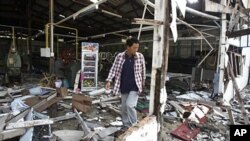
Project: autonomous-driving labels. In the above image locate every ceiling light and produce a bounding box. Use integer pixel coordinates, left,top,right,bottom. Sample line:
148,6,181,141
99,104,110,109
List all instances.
101,10,122,18
59,14,65,18
129,26,154,33
90,0,99,8
91,34,105,39
188,0,198,3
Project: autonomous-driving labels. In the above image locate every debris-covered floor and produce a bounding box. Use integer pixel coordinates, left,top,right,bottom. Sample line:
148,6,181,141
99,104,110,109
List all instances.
0,73,249,141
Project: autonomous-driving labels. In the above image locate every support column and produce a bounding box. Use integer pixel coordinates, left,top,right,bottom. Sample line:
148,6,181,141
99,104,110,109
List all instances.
215,2,227,96
27,0,32,71
49,0,55,74
149,0,169,140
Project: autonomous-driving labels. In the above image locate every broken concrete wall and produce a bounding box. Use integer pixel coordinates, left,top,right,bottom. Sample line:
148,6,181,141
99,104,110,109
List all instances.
117,116,157,141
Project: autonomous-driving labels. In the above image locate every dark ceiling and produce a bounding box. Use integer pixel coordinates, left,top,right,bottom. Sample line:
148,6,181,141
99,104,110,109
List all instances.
0,0,239,42
0,0,157,40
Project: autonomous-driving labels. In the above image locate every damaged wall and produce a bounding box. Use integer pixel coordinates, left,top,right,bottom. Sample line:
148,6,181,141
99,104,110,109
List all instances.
223,36,250,104
117,116,157,141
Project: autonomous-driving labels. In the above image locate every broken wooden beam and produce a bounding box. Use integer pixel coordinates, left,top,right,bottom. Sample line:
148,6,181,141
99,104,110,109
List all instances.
74,108,98,141
0,98,12,103
6,108,31,124
5,119,54,130
0,114,8,131
0,129,26,140
226,106,235,125
92,96,120,104
168,101,190,118
227,63,249,124
106,104,121,116
97,127,119,138
33,94,62,112
51,113,76,122
132,18,163,25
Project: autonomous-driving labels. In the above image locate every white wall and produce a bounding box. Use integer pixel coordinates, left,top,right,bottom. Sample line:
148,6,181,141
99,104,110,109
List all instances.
223,36,250,104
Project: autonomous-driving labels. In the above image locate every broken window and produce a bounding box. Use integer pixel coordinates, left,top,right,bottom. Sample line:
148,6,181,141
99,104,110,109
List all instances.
227,46,243,76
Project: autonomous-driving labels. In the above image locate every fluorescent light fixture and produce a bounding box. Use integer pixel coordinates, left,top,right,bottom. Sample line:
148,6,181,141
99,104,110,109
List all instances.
91,34,105,39
74,6,97,19
121,38,126,43
129,26,154,33
59,14,65,18
101,10,122,18
90,0,99,8
68,32,76,35
188,0,198,3
73,0,103,19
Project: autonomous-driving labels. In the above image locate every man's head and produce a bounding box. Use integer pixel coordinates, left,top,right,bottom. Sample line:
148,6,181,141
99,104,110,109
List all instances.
126,37,139,56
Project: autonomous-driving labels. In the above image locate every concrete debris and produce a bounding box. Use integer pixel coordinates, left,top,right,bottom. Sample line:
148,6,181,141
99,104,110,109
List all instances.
165,87,250,141
0,81,125,141
52,130,84,141
1,72,250,141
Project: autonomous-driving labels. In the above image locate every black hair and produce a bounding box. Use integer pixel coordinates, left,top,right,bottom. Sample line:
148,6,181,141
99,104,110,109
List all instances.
126,37,139,47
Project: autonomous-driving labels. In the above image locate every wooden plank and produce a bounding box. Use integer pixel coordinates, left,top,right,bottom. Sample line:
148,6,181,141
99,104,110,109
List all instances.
168,101,186,114
92,96,120,104
51,113,76,122
56,87,68,97
72,94,92,105
6,108,30,124
24,96,41,107
72,101,91,113
97,127,119,138
0,98,12,103
35,97,62,112
74,108,98,141
46,93,57,101
174,98,216,107
106,104,121,116
0,129,26,140
226,106,235,125
5,119,54,130
52,130,84,141
0,114,8,131
228,63,249,124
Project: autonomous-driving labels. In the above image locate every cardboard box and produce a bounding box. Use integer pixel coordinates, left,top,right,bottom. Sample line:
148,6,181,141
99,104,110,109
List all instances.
56,87,68,97
72,94,92,105
72,100,91,113
72,94,92,113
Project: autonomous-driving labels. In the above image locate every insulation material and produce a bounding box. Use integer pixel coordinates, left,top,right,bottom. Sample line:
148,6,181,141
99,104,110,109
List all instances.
160,87,167,113
176,0,187,17
170,0,178,42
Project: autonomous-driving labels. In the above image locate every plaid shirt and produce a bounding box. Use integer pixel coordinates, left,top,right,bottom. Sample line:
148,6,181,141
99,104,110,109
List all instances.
106,51,146,95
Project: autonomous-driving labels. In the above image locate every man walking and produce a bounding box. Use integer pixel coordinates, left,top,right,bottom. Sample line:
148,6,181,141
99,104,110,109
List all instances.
105,37,146,127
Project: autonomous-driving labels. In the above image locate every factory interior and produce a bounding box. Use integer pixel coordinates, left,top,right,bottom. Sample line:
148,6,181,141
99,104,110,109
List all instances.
1,0,250,140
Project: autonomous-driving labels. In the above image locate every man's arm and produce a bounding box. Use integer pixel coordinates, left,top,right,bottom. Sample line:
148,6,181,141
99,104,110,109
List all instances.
105,55,119,89
141,54,146,87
